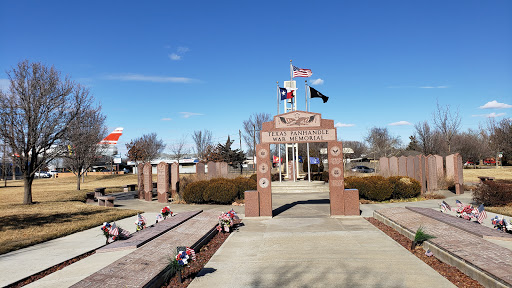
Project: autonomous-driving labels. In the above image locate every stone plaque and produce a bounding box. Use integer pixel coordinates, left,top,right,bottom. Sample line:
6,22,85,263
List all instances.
398,156,407,176
379,157,390,178
331,180,344,187
196,162,205,180
330,145,341,157
156,162,169,203
407,156,415,179
261,129,336,144
207,161,217,179
258,148,268,159
219,162,228,178
259,177,269,188
331,167,342,178
389,156,399,176
259,163,269,174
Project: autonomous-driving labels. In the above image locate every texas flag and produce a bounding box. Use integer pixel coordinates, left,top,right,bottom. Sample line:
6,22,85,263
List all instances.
279,87,294,100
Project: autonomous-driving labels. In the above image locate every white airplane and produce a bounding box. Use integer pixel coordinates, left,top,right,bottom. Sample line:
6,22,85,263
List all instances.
98,127,123,156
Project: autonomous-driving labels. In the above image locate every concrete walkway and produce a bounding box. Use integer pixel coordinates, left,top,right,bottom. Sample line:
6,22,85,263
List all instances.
188,216,455,288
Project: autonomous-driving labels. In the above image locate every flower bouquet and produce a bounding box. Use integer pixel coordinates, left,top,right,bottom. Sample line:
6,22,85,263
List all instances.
492,215,512,233
135,213,147,231
166,246,196,283
217,212,233,232
161,206,173,219
101,222,130,244
227,209,241,225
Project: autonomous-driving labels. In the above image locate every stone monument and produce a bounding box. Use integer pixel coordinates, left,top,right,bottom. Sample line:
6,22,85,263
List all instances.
143,162,152,201
156,162,169,203
137,163,145,199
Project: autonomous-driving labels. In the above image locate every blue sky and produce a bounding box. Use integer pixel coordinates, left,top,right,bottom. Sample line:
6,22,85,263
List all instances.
1,1,511,157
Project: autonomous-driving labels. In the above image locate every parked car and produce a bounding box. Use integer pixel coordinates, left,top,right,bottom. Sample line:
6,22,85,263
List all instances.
484,159,496,165
351,165,375,173
35,171,50,178
48,170,59,177
464,161,475,166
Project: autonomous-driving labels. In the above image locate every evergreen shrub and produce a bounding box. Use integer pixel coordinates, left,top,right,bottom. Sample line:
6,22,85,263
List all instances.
388,176,421,199
203,178,238,204
182,180,209,204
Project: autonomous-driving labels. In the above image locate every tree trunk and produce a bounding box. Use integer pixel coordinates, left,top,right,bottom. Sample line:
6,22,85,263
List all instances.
76,173,81,190
23,175,33,204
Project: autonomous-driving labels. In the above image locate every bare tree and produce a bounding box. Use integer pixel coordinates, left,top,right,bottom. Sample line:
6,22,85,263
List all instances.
169,135,190,164
342,141,367,158
452,129,489,163
433,102,461,153
63,101,107,190
364,127,402,158
242,112,272,157
414,121,439,155
0,60,87,204
192,129,212,161
126,133,165,163
485,118,512,161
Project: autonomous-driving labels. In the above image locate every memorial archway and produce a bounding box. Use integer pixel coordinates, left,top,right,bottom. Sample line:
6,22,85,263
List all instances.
244,111,359,217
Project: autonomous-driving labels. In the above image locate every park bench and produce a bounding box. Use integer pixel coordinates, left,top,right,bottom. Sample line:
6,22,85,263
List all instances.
94,187,106,199
85,192,95,204
123,184,136,192
97,196,115,207
478,176,495,183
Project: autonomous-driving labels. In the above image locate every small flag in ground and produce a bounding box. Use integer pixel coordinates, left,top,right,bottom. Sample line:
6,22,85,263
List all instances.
292,65,312,78
477,204,487,224
309,86,329,103
110,222,119,236
456,199,463,208
442,201,452,211
186,247,196,260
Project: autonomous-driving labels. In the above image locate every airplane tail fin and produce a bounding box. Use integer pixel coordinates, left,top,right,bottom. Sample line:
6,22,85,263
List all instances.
99,127,123,145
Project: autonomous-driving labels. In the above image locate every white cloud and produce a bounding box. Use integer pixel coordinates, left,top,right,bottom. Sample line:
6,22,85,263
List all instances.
180,112,203,118
311,78,324,85
419,86,448,89
472,112,506,118
479,100,512,109
177,46,189,53
335,122,355,127
0,79,10,91
105,74,195,83
161,118,172,121
388,121,412,126
169,53,181,60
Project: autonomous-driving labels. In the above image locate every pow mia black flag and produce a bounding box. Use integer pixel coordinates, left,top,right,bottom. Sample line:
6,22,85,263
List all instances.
309,86,329,103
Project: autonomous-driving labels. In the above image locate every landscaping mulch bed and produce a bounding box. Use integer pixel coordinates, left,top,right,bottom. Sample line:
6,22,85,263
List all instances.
365,217,483,288
161,231,230,288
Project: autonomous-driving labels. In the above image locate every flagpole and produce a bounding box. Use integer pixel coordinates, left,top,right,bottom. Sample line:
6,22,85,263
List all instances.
305,80,308,112
276,81,279,115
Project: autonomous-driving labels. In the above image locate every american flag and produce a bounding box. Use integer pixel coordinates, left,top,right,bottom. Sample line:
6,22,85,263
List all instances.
442,201,452,212
456,199,463,208
476,204,487,224
110,222,119,236
186,247,196,261
292,65,312,78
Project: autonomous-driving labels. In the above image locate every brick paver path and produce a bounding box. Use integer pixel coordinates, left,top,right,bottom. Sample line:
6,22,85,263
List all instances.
376,207,512,287
97,210,202,252
71,210,219,288
406,207,512,241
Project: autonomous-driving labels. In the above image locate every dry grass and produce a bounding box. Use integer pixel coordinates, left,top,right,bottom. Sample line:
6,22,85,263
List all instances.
0,174,143,254
463,166,512,183
486,205,512,217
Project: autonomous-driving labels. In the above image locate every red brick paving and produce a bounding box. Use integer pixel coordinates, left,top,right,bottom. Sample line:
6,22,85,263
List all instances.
376,207,512,287
71,210,220,288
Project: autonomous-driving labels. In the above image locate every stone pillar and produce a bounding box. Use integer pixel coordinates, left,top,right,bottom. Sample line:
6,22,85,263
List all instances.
328,141,346,216
435,155,444,179
143,162,152,201
412,156,421,182
417,155,427,194
256,144,272,217
445,155,455,181
427,155,438,192
451,153,464,195
398,156,407,176
406,156,415,179
171,162,179,198
389,156,399,176
156,162,169,203
379,157,390,177
196,162,206,180
207,161,216,179
137,163,145,199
